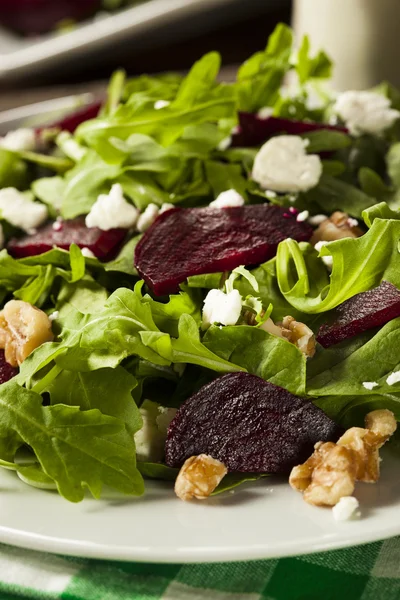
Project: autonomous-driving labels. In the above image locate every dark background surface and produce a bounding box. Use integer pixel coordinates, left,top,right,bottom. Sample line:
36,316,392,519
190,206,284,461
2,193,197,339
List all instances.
0,3,291,110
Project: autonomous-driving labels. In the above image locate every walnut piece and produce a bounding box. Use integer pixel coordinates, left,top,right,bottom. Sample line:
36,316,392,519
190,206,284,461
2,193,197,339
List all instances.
289,409,397,506
260,315,316,358
0,300,54,367
175,454,227,501
311,211,363,244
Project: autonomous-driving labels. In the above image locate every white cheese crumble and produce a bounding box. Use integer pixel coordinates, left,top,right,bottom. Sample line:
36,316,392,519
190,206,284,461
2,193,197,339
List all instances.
347,217,359,228
202,289,242,329
296,210,309,222
85,184,139,231
209,189,245,208
264,190,277,199
314,240,333,269
252,135,322,193
134,400,176,462
332,496,360,521
217,136,232,151
81,247,95,259
333,91,400,136
49,311,59,321
154,100,170,110
0,188,48,232
137,203,160,232
0,128,36,152
159,203,175,215
257,106,274,119
52,221,62,231
386,370,400,386
363,381,379,390
308,214,328,226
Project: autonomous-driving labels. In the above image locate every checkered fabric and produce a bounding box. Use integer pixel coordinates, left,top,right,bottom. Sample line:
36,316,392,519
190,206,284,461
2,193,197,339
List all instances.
0,537,398,600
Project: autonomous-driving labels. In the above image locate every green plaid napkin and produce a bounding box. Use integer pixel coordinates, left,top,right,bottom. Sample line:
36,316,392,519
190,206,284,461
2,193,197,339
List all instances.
0,537,399,600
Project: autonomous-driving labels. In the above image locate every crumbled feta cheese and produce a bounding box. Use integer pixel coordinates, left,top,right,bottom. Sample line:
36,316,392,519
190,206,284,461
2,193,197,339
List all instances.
81,247,95,259
156,406,177,434
0,188,48,233
296,210,309,222
334,91,400,136
308,214,328,226
209,189,245,208
231,125,240,135
0,128,36,152
154,100,170,110
202,289,242,328
49,311,59,321
159,203,175,215
347,218,359,228
363,381,379,390
137,203,160,232
386,370,400,386
257,106,274,119
252,135,322,193
134,400,174,462
314,240,333,269
85,184,139,231
265,190,277,199
217,136,232,151
52,220,62,231
332,496,360,521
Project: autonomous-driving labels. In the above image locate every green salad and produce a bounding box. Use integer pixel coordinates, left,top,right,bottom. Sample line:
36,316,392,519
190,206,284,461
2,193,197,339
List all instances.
0,23,399,504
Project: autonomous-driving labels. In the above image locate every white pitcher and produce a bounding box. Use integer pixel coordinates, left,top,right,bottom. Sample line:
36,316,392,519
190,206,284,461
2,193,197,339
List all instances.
292,0,400,90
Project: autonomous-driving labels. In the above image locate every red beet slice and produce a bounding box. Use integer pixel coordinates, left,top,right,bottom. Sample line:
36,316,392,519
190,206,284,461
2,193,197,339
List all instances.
37,102,102,135
134,204,313,296
231,112,347,148
165,372,342,473
0,350,18,385
317,281,400,348
7,218,126,261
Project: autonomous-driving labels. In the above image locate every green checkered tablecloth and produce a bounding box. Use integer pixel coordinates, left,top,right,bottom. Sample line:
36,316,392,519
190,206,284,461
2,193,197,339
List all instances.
0,538,399,600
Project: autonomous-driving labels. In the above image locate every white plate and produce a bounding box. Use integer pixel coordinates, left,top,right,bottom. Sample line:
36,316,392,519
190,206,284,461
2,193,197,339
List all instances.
0,449,399,563
0,0,286,82
0,98,399,564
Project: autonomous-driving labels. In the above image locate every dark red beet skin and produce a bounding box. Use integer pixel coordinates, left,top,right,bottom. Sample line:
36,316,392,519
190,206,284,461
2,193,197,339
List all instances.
37,102,102,135
317,281,400,348
0,350,18,385
7,218,126,261
165,372,342,474
134,204,313,296
231,112,348,148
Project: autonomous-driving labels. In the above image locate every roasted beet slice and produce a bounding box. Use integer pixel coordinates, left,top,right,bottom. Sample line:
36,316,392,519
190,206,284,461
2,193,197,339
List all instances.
134,204,312,296
231,112,347,147
37,102,102,135
165,372,342,473
317,281,400,348
7,218,126,261
0,350,18,385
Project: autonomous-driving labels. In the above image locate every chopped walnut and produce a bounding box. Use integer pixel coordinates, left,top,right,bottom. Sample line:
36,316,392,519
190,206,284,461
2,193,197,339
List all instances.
280,316,316,358
289,409,397,506
260,315,316,358
0,300,54,367
311,211,363,244
175,454,227,501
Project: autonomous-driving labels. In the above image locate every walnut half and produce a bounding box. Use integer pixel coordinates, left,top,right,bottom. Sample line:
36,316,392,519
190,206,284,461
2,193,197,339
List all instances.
260,315,316,358
311,211,363,244
0,300,54,367
289,409,397,506
175,454,227,501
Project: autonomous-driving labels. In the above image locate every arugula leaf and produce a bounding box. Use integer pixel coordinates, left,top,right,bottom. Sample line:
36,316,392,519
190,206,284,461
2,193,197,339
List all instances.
137,462,178,481
300,174,376,217
296,35,332,85
301,130,351,153
204,325,306,395
204,161,248,199
0,148,31,190
276,218,400,313
0,381,144,502
45,366,141,435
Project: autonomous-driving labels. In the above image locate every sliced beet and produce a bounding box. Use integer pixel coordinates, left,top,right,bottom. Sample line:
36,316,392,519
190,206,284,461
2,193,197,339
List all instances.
37,101,102,135
165,372,342,473
7,218,126,261
231,112,347,147
0,350,18,385
134,204,312,296
317,281,400,348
